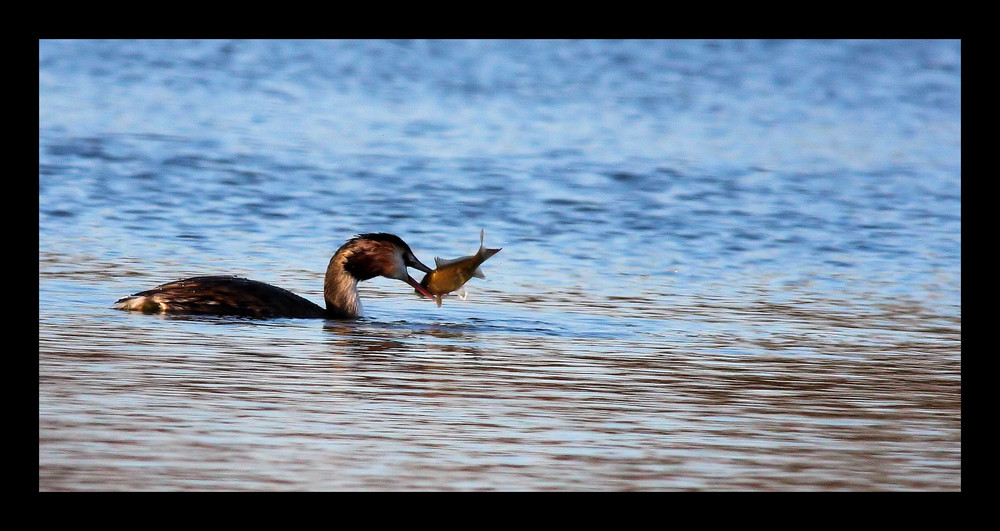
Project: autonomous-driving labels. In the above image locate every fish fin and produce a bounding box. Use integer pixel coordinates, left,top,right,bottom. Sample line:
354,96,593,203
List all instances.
435,255,475,268
435,295,442,307
456,286,468,301
473,267,485,279
477,247,501,262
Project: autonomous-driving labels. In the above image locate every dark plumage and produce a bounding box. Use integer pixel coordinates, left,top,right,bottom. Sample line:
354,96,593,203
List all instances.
115,275,327,318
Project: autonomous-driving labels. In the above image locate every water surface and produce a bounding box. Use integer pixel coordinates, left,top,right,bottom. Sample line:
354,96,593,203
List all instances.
39,39,961,490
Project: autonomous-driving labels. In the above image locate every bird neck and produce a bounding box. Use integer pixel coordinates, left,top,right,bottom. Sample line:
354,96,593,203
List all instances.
324,251,362,318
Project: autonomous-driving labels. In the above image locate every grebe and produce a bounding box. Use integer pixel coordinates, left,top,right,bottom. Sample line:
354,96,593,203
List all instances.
114,233,437,319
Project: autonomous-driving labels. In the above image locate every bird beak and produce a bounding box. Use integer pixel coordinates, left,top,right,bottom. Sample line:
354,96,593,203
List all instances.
402,252,435,301
406,254,434,274
405,274,437,301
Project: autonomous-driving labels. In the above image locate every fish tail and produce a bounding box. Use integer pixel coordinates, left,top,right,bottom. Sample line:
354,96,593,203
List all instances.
477,229,502,261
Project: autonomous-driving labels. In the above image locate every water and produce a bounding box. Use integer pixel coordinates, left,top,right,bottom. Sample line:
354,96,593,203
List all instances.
38,39,961,491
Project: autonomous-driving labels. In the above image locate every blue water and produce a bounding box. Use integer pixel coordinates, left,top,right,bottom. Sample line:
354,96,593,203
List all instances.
39,39,960,490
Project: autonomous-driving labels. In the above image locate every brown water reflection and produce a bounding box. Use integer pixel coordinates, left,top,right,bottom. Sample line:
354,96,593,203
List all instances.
39,293,959,490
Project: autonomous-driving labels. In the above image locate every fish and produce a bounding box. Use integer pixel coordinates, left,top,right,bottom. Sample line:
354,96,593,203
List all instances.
418,229,502,307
